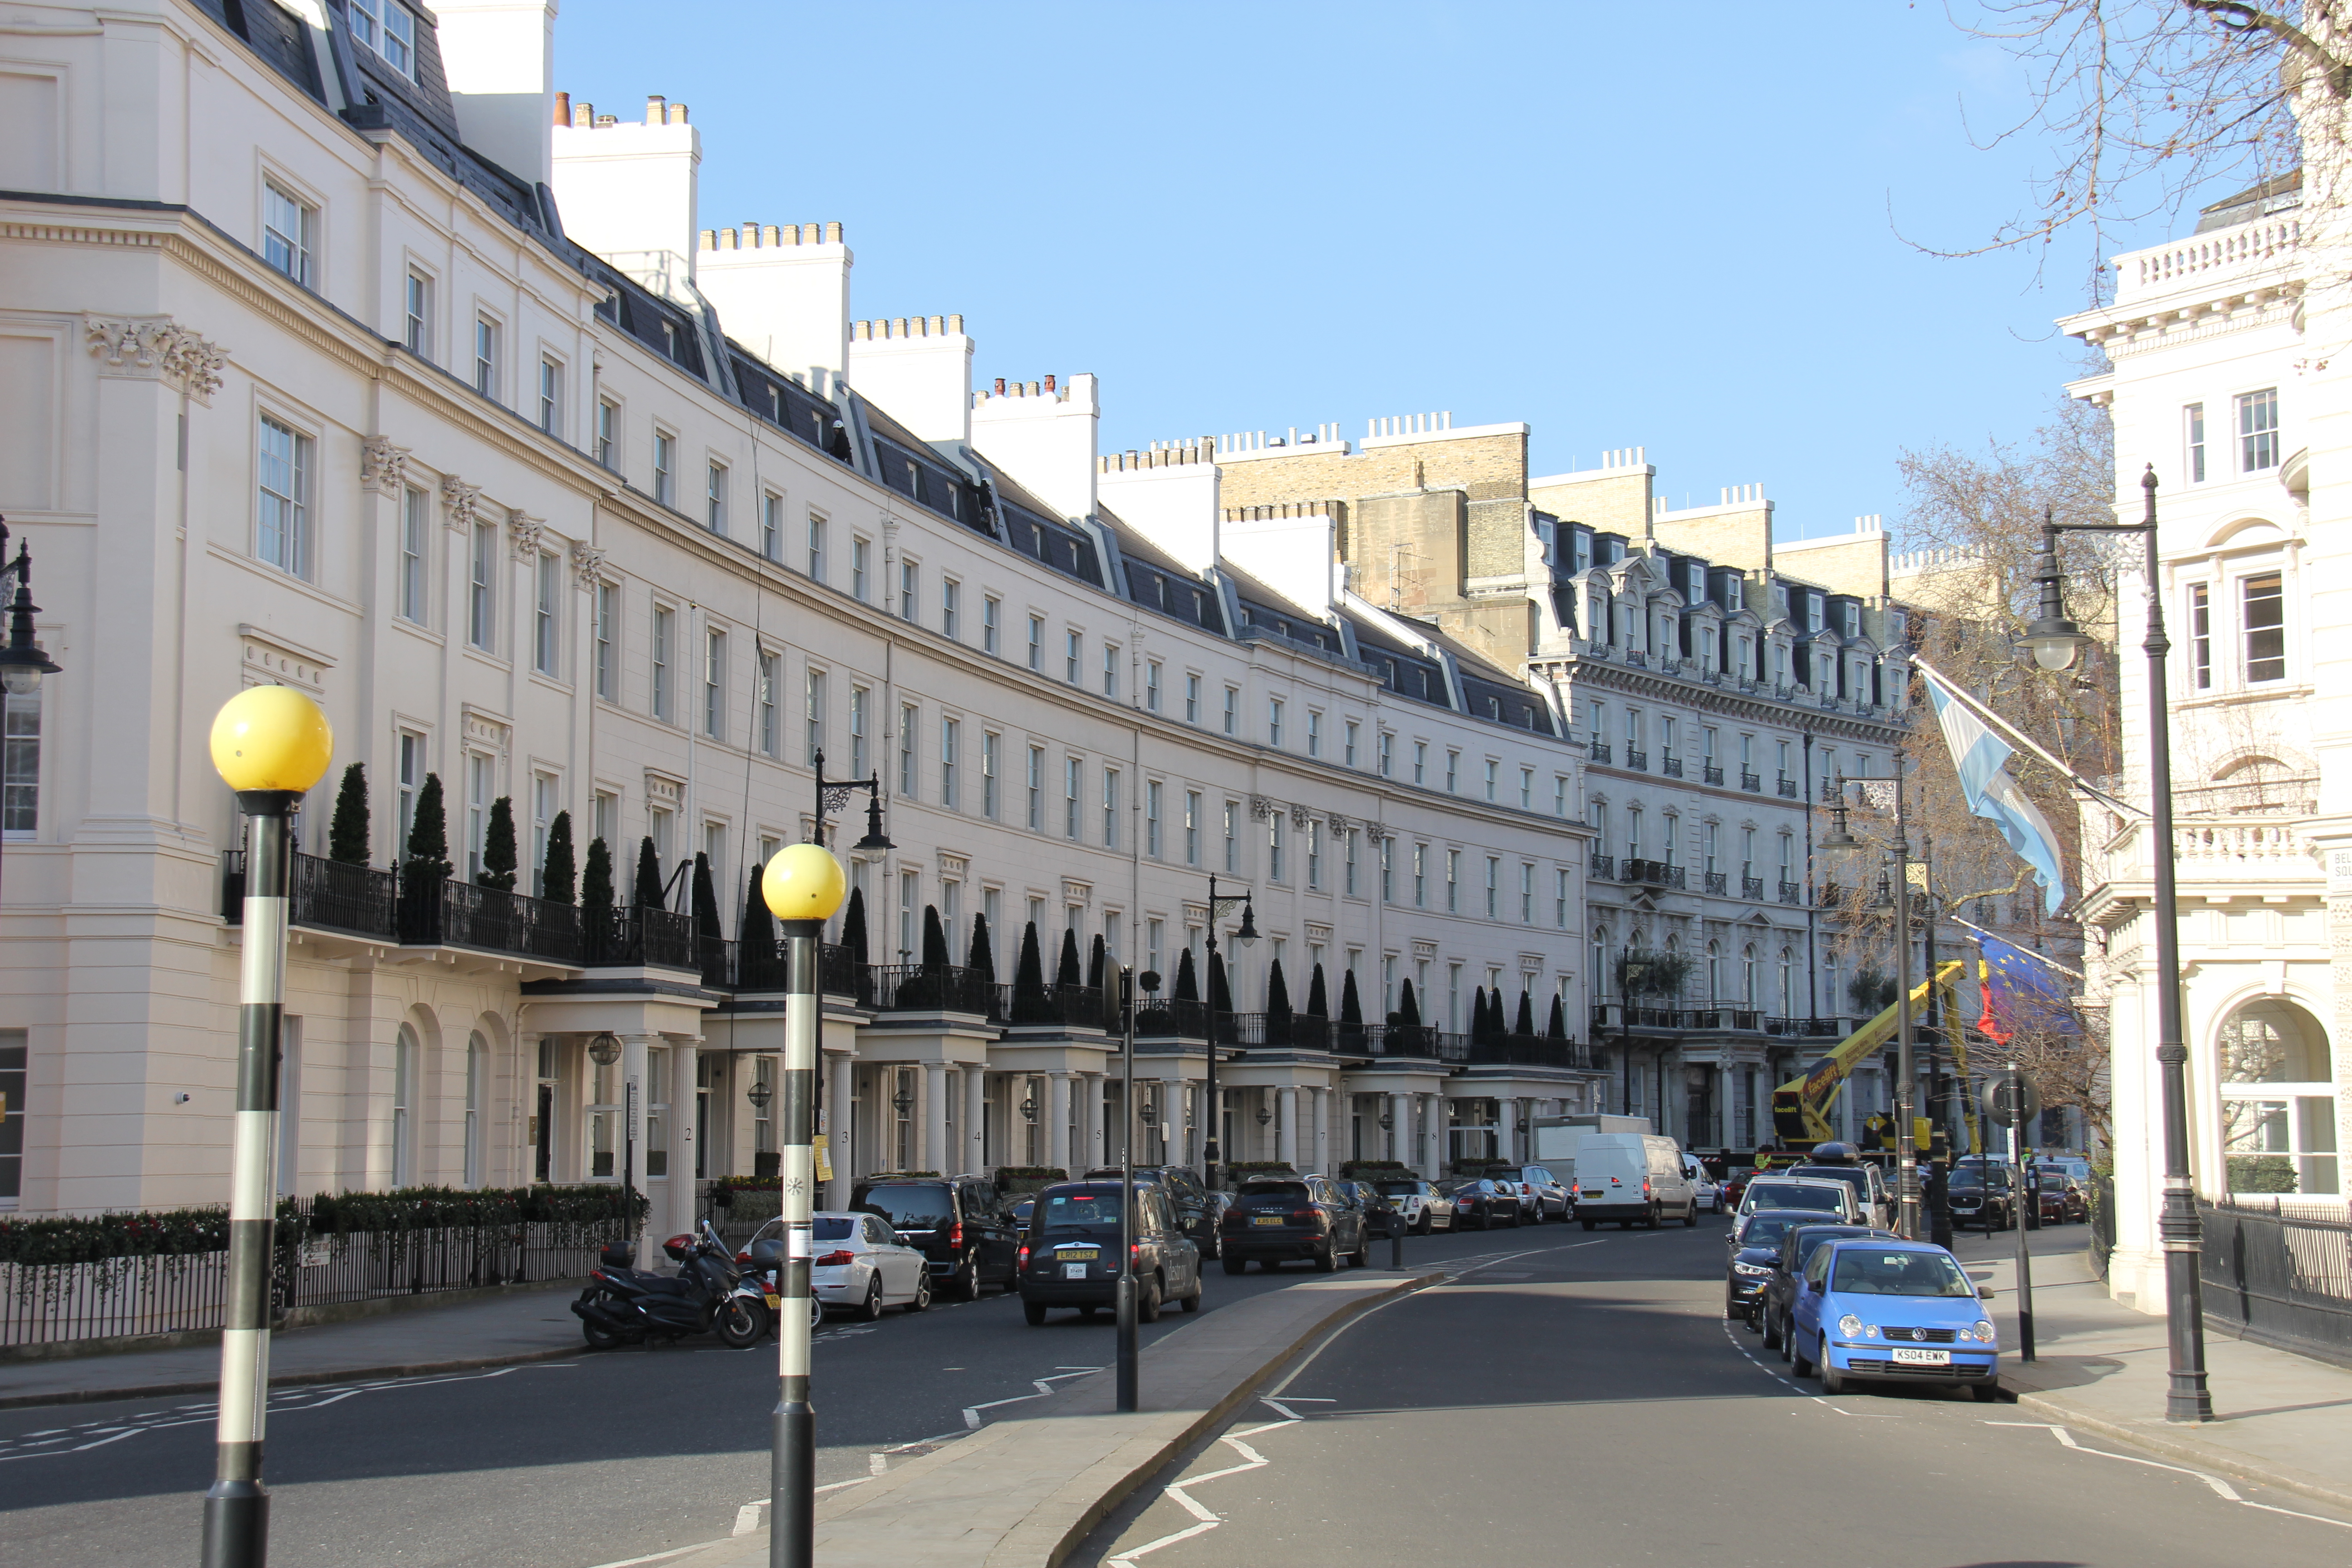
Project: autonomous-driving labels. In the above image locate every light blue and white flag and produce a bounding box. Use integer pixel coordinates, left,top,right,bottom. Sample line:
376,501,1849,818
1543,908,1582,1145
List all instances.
1921,666,2068,915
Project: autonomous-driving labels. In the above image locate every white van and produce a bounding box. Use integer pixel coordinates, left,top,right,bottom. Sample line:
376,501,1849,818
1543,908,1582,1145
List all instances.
1573,1134,1699,1229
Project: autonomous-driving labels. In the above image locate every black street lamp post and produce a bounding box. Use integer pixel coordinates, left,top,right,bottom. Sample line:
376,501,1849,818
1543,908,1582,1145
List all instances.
1198,875,1256,1191
2024,471,2212,1424
809,748,895,853
1821,761,1923,1239
0,518,64,905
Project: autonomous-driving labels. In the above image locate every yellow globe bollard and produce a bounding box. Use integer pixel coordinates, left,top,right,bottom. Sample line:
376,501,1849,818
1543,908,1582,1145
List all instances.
209,685,334,794
760,841,847,923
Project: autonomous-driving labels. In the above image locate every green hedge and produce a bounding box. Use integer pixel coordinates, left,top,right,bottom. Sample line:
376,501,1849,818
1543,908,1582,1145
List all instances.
992,1166,1067,1183
1226,1161,1299,1178
0,1184,642,1266
1338,1161,1414,1180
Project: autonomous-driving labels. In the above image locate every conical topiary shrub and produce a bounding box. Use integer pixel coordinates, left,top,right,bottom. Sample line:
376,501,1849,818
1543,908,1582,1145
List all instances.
921,906,951,971
480,796,518,890
1012,921,1051,1024
398,772,450,938
740,864,777,986
1397,977,1422,1028
841,884,872,1005
1306,964,1329,1018
1174,947,1200,1003
967,913,995,983
582,836,614,915
1515,990,1536,1036
328,763,370,865
1057,928,1082,989
632,837,664,908
1339,969,1363,1027
1546,993,1568,1040
1087,933,1106,993
1265,957,1293,1044
542,810,576,904
691,852,722,943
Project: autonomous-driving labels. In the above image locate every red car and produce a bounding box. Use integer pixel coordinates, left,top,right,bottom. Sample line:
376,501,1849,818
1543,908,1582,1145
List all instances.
1720,1170,1755,1210
2033,1172,2088,1225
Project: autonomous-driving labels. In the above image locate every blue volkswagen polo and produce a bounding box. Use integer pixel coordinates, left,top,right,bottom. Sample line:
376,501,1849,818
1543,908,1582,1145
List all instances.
1788,1238,2000,1401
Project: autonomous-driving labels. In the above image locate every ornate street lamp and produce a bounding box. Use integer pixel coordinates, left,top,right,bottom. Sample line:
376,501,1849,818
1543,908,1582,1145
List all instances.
809,747,893,853
203,684,333,1568
0,520,62,906
758,840,850,1567
1198,875,1254,1191
2024,475,2210,1424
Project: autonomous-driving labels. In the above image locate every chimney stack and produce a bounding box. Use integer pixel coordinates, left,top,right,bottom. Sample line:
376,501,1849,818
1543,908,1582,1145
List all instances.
433,0,560,190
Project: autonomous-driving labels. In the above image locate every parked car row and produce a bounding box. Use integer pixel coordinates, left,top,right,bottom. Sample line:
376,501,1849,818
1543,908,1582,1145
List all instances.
1721,1212,2002,1401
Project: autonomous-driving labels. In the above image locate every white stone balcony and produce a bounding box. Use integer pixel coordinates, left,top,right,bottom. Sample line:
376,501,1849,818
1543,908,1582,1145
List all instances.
2109,213,2302,307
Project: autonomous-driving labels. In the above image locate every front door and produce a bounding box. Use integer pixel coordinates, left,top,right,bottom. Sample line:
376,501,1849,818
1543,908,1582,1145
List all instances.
534,1083,554,1183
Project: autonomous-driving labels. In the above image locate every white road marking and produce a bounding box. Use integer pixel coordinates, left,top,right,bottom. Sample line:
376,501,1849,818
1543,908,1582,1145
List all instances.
960,1367,1102,1431
730,1504,762,1537
1987,1421,2352,1529
870,1452,889,1474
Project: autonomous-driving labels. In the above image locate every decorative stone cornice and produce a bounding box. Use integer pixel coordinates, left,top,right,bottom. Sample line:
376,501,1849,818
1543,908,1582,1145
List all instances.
508,509,544,562
441,475,483,532
570,540,608,587
360,436,411,496
83,313,228,404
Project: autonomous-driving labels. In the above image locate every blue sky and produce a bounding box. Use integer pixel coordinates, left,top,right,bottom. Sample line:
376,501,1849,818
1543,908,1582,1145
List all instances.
555,1,2199,542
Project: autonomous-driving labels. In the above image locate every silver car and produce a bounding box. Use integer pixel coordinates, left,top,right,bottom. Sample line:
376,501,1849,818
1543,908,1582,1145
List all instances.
1369,1176,1453,1233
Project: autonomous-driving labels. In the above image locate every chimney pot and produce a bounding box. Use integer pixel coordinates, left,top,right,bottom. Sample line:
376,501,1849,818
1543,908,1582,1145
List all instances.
554,91,570,125
700,228,717,250
800,223,818,245
573,101,594,127
594,114,615,127
993,378,1006,395
1044,374,1057,393
948,314,964,333
668,103,688,124
826,221,843,243
762,224,781,246
645,94,666,125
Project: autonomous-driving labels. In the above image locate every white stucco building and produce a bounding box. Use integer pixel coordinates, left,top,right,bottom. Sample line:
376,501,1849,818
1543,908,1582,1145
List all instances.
2062,171,2349,1310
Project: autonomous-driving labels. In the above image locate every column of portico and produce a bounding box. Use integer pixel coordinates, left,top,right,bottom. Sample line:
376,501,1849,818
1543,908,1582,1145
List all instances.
622,1034,657,1264
827,1051,854,1206
670,1039,701,1242
1311,1088,1328,1175
1390,1093,1411,1166
923,1061,949,1174
1276,1087,1299,1171
965,1066,987,1175
1500,1097,1520,1167
1417,1093,1441,1180
1083,1074,1105,1170
1049,1072,1074,1173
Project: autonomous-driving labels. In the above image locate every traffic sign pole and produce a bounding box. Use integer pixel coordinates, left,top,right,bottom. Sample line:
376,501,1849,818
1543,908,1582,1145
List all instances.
2002,1063,2036,1362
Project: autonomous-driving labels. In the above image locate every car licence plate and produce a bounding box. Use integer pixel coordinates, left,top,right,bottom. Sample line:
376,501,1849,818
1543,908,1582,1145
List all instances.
764,1294,782,1309
1058,1248,1099,1259
1891,1347,1950,1366
1063,1263,1089,1280
1253,1215,1284,1225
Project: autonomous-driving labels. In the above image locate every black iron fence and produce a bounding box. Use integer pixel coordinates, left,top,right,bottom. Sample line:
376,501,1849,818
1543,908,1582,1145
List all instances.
221,850,396,939
0,1208,628,1348
2199,1196,2352,1364
869,963,1000,1015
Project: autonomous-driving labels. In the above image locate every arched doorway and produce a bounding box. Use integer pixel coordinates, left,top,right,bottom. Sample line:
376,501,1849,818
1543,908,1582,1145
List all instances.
2215,999,2337,1196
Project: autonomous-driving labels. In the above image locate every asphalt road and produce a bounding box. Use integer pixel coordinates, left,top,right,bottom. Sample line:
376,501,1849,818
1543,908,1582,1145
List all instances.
0,1215,1538,1568
1080,1218,2352,1568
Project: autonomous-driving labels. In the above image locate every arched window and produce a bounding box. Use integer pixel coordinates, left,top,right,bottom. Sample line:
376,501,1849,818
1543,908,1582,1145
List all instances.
464,1032,486,1189
1778,949,1795,1018
393,1024,418,1187
1741,945,1759,1008
2217,999,2337,1195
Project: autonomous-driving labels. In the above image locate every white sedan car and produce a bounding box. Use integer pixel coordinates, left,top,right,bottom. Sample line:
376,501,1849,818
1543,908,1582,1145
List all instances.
748,1212,931,1320
1369,1177,1453,1233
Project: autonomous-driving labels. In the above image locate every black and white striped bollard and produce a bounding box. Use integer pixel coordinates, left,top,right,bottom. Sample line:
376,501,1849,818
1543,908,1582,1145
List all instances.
206,686,333,1568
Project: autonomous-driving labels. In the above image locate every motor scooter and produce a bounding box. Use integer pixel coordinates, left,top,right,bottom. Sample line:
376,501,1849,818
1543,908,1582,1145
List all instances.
731,1235,821,1333
573,1221,769,1349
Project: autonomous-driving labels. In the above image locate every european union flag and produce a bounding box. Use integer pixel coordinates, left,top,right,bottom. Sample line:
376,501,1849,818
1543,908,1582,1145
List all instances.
1977,934,2077,1044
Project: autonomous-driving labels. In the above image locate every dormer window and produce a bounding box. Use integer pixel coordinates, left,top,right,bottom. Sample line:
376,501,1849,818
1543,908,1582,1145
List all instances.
1842,602,1859,638
349,0,416,78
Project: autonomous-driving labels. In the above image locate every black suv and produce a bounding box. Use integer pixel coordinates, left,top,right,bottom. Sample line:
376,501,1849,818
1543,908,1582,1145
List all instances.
1217,1175,1369,1273
1946,1167,2018,1231
850,1175,1019,1298
1082,1165,1220,1259
1019,1180,1202,1324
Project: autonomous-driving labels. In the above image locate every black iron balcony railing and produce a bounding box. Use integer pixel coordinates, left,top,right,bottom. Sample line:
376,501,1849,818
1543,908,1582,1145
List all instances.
1703,870,1729,895
1589,852,1616,880
999,981,1112,1030
868,963,999,1016
1466,1033,1597,1070
1591,1003,1768,1033
1777,776,1799,799
579,904,696,970
1703,764,1724,785
221,851,396,940
1661,756,1683,779
1134,998,1216,1039
1588,742,1612,765
1777,879,1803,905
1624,749,1647,771
1764,1015,1847,1038
1740,770,1763,792
1742,875,1766,900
